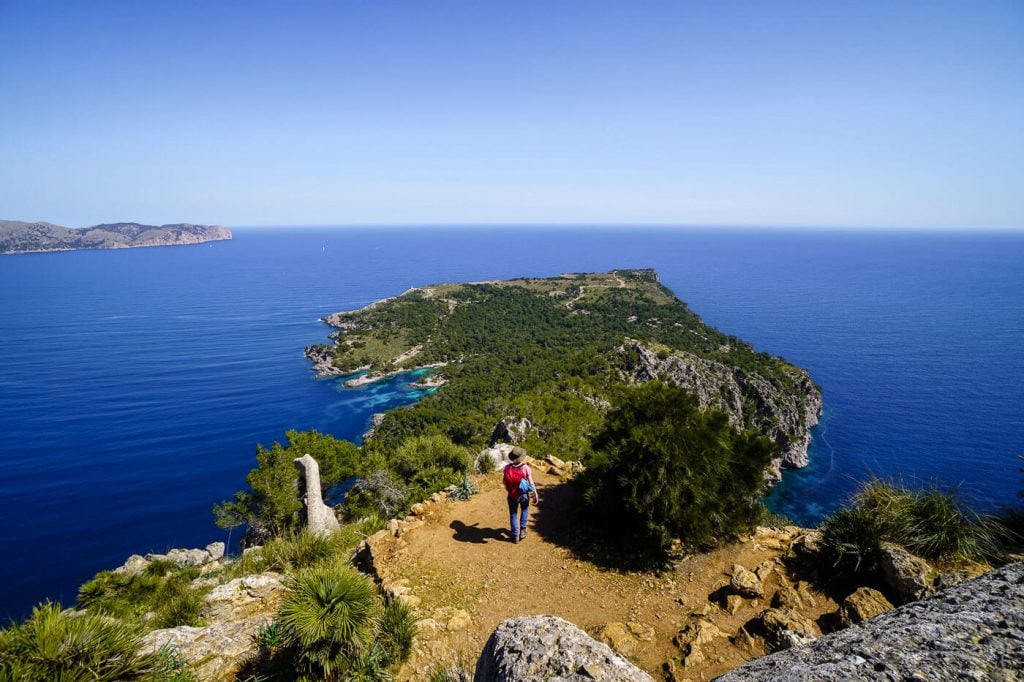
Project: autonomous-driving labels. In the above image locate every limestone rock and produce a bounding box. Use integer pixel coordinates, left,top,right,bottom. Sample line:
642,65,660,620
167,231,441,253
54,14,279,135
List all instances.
140,615,268,680
717,561,1024,681
546,454,566,468
627,621,655,642
879,542,935,604
115,554,150,575
838,586,894,627
730,564,763,598
293,453,340,536
201,573,286,623
489,417,533,445
599,621,638,656
475,615,654,681
751,608,821,650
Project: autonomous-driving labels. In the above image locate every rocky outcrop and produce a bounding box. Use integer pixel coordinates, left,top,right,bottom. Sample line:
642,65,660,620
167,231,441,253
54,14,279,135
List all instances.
621,340,822,477
0,220,231,254
716,561,1024,681
141,616,270,680
475,615,654,682
201,573,286,622
115,542,225,575
489,417,533,445
293,454,340,536
140,572,286,679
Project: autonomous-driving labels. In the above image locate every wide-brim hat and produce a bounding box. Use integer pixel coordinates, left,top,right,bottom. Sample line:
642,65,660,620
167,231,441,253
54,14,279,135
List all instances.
508,446,528,462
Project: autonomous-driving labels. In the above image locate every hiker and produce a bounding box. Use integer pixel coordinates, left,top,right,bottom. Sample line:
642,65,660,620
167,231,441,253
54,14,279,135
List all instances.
503,446,539,543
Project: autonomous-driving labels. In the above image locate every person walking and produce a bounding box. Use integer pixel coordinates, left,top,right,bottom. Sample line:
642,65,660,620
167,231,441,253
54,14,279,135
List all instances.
502,446,539,543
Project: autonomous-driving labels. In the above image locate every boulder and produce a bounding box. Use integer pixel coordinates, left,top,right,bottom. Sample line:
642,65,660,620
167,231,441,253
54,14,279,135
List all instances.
546,454,567,468
598,621,638,656
717,561,1024,681
838,586,894,627
879,543,935,604
201,573,286,623
141,615,269,680
751,608,821,650
730,563,763,598
475,615,653,681
479,443,515,471
205,542,225,561
115,554,150,575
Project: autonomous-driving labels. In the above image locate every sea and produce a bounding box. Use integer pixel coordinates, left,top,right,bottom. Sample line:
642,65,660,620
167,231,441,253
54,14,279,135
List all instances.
1,227,1022,620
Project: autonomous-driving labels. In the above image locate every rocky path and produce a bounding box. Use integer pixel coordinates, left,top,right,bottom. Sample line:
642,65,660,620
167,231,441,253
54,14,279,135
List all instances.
364,467,838,679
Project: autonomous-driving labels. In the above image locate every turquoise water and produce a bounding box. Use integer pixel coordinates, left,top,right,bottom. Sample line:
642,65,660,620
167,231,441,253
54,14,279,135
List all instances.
1,227,1022,618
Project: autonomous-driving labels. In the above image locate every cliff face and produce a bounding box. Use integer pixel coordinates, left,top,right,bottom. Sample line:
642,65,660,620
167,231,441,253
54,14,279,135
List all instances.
622,340,822,477
0,220,232,254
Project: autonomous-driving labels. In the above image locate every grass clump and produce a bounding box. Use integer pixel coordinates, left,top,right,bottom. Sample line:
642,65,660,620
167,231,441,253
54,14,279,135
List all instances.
820,507,883,578
0,602,159,681
856,480,1007,562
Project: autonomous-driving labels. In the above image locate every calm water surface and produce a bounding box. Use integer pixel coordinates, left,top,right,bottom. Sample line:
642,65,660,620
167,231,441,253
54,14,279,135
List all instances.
1,227,1022,618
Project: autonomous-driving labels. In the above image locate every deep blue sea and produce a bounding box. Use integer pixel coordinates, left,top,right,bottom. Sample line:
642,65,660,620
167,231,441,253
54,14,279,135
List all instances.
2,227,1022,619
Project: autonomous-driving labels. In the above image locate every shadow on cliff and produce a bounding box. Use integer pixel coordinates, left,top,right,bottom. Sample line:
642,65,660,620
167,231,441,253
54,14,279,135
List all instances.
531,478,668,571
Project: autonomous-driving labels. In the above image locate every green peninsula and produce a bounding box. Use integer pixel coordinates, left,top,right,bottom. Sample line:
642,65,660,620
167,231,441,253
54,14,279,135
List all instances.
306,269,821,480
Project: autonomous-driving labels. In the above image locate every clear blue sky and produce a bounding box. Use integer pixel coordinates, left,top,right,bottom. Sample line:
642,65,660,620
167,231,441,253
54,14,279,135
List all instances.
1,1,1021,228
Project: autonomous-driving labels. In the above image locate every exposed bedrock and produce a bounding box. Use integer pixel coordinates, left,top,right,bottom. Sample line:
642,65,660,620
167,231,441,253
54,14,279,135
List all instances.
715,560,1024,681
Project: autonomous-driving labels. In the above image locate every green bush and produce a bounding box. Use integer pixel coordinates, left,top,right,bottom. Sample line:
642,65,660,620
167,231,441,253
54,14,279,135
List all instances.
153,589,205,629
579,381,776,555
448,475,478,501
0,602,158,681
857,480,1006,561
261,531,338,572
820,507,883,577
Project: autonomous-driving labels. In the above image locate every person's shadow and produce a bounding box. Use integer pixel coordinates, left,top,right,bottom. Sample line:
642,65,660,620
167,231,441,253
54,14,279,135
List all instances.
450,520,508,544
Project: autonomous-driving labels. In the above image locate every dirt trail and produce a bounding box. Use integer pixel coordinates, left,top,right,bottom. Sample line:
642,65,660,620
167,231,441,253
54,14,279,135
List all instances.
367,467,838,679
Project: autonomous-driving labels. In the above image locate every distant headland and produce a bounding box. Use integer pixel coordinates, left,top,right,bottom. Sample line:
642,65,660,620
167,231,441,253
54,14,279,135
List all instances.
0,220,232,254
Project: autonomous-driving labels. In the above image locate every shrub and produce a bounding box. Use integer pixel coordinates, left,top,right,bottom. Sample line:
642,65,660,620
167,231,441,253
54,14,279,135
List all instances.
0,602,158,681
344,470,407,520
579,381,776,555
277,563,377,680
820,507,883,578
427,664,472,682
857,480,1007,561
391,435,471,503
261,531,337,572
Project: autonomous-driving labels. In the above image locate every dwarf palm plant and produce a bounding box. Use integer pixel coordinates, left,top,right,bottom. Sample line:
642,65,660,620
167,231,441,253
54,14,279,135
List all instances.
277,562,377,681
0,602,158,681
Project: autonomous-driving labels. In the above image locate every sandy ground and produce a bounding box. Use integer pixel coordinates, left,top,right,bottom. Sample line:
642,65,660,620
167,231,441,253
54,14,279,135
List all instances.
366,467,838,680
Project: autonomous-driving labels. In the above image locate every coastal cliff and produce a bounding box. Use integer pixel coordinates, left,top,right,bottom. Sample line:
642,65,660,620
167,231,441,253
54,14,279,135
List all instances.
305,269,821,476
0,220,232,254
